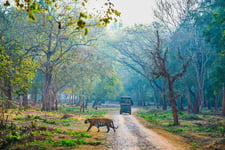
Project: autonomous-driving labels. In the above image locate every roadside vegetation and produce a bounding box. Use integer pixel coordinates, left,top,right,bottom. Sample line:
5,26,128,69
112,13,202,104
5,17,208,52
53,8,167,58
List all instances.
137,108,225,150
0,104,116,150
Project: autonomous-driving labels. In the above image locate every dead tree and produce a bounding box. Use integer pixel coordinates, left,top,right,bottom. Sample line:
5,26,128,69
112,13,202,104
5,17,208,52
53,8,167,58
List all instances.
149,30,191,125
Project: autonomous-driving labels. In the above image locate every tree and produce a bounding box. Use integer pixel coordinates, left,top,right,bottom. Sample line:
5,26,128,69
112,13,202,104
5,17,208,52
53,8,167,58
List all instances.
146,30,190,125
0,8,38,107
197,0,225,114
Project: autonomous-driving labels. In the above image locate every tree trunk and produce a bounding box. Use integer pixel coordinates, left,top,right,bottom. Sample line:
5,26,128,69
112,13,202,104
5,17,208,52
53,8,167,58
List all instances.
42,53,53,111
222,85,225,116
79,95,85,112
85,99,88,108
167,77,179,125
207,98,211,110
192,97,200,113
214,95,217,111
189,87,200,114
4,78,13,108
162,97,167,110
92,99,99,109
42,73,52,111
185,86,192,113
71,93,74,105
50,86,56,110
153,92,158,108
22,93,28,106
55,94,58,110
179,96,184,111
82,100,85,112
161,79,167,110
31,86,38,105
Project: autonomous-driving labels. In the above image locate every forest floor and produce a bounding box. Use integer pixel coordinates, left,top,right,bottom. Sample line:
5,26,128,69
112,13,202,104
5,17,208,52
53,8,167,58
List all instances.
0,104,224,150
134,107,225,150
0,104,112,150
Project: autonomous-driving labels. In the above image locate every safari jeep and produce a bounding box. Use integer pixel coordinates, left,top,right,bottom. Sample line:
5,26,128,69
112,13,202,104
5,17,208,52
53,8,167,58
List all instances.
120,96,133,115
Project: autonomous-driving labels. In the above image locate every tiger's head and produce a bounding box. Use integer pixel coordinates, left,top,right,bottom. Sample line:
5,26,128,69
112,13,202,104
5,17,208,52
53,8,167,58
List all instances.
84,119,89,124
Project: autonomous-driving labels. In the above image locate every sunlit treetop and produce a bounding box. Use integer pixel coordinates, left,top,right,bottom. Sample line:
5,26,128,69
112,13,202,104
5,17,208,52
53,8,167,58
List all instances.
3,0,121,34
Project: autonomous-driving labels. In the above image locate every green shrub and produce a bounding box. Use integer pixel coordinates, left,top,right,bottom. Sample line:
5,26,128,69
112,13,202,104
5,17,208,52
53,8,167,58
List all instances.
38,144,48,150
88,141,102,145
34,115,43,120
39,130,52,136
64,123,71,126
163,122,175,127
55,128,63,133
44,137,53,144
66,130,91,138
166,128,184,133
192,127,200,131
151,119,159,125
13,117,25,120
73,131,91,138
9,134,22,141
190,142,200,148
218,126,224,136
53,139,87,147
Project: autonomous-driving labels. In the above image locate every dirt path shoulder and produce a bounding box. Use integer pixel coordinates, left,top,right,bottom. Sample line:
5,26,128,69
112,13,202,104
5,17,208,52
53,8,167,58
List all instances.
105,108,192,150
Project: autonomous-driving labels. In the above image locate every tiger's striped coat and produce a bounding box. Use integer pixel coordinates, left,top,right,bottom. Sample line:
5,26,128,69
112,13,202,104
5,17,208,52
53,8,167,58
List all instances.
84,118,118,132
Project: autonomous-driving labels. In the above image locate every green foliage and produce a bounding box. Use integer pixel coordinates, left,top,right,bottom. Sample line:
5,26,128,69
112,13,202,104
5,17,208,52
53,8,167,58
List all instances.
34,115,43,120
13,117,25,120
39,130,52,136
205,128,215,132
190,142,200,148
25,140,52,150
166,128,184,133
66,130,91,138
53,138,87,147
202,0,225,53
55,128,63,134
0,47,38,97
195,0,225,94
210,57,225,91
137,110,173,124
218,126,225,136
87,141,102,145
94,69,123,100
64,123,71,126
192,127,201,131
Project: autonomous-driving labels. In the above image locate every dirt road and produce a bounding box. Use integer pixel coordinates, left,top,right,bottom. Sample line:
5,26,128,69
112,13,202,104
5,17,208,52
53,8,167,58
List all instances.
105,108,190,150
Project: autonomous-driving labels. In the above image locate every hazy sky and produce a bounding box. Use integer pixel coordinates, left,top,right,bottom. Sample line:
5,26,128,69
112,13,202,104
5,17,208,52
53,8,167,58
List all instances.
111,0,156,26
87,0,156,27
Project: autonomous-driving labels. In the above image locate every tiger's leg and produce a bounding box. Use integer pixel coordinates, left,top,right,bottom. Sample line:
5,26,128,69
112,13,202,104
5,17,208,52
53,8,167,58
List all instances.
106,123,110,133
87,124,92,132
106,126,110,132
111,122,116,132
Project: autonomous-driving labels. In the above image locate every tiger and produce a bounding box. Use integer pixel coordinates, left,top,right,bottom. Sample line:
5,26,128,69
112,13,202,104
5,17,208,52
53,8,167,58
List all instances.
84,118,118,133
